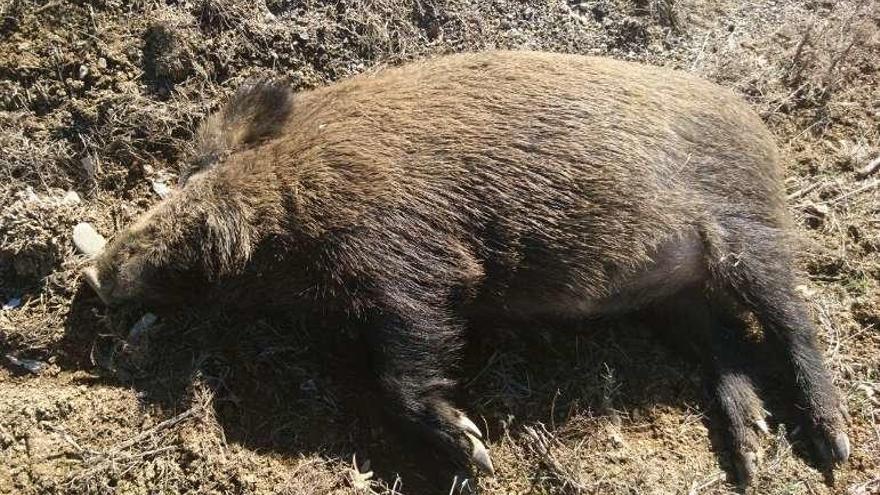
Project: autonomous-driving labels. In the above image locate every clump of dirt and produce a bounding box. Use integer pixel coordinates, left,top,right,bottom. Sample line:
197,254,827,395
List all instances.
1,0,879,494
142,13,206,95
0,188,85,286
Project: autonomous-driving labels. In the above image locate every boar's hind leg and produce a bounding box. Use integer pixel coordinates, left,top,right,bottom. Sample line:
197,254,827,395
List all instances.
365,310,494,475
649,288,768,484
708,220,850,466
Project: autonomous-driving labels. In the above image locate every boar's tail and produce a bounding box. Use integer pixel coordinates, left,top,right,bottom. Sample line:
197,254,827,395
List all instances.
181,79,294,184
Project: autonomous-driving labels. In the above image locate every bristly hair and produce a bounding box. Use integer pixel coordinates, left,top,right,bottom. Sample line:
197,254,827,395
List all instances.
200,198,260,278
181,78,294,184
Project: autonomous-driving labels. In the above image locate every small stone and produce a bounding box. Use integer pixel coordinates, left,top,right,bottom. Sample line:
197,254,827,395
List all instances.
81,154,99,180
62,191,81,205
427,21,441,39
803,203,829,228
96,57,107,70
5,354,46,374
610,430,625,447
795,284,817,298
805,203,830,217
2,297,21,310
72,222,107,257
151,180,171,198
78,64,89,80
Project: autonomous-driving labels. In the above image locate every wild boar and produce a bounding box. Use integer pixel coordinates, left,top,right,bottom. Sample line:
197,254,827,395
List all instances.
82,50,850,482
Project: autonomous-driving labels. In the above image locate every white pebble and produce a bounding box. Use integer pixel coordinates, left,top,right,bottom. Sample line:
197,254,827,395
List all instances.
2,297,21,310
5,354,46,374
73,222,107,257
62,191,81,205
151,180,172,198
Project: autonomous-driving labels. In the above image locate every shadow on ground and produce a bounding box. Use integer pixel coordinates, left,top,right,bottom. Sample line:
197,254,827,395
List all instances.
56,282,833,494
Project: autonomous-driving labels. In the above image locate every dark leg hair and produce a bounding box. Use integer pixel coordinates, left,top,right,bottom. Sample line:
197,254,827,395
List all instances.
707,218,849,466
363,306,494,477
647,287,768,484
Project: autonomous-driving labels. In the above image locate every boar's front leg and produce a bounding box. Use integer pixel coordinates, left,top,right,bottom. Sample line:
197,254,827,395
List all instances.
364,308,494,475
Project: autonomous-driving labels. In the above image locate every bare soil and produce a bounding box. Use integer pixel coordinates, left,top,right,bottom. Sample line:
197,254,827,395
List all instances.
1,0,878,494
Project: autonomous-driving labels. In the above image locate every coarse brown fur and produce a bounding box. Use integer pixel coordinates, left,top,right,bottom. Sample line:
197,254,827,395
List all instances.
83,50,850,483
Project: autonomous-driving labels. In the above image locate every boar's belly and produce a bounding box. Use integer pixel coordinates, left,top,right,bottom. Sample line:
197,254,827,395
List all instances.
518,231,708,318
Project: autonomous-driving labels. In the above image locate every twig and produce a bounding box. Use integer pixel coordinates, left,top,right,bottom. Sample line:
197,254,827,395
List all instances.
787,180,824,201
826,179,880,205
464,350,499,388
523,423,588,493
857,156,880,179
689,32,712,72
91,405,201,460
687,470,726,494
770,81,810,115
788,23,812,79
794,179,880,209
111,445,177,462
33,1,63,14
65,407,202,486
70,446,177,483
786,116,828,147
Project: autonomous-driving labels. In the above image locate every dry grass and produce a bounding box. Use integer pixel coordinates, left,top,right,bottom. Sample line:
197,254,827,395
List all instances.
1,0,879,494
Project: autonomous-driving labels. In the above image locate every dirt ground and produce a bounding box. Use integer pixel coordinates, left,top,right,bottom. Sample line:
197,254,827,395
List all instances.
1,0,879,494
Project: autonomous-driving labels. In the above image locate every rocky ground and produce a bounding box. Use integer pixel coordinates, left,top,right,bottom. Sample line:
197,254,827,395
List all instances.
1,0,878,493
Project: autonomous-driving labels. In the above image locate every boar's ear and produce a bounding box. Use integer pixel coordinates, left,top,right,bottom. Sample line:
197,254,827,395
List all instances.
182,78,294,184
199,203,259,279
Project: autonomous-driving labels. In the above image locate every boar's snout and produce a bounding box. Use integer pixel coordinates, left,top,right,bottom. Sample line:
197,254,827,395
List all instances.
82,265,113,306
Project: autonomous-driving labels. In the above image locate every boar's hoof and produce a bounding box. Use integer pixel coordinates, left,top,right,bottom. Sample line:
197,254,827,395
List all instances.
465,432,495,475
82,265,112,306
831,431,851,463
734,451,760,485
409,403,495,477
457,414,483,439
754,418,770,435
454,412,494,475
812,428,851,466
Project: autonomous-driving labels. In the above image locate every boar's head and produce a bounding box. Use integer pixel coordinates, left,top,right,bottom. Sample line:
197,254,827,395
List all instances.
82,207,206,307
83,80,292,308
81,174,267,308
